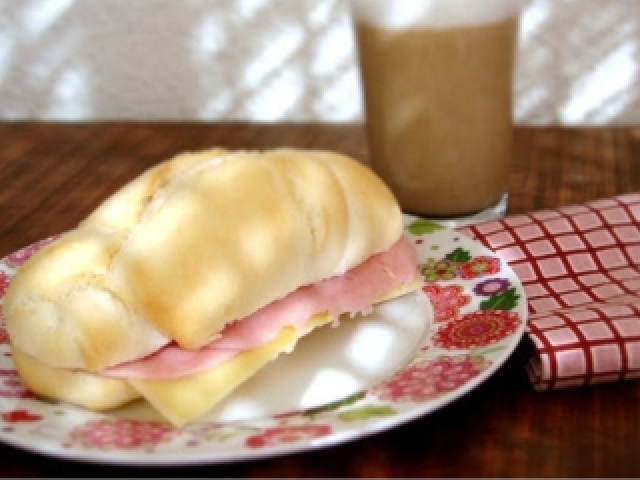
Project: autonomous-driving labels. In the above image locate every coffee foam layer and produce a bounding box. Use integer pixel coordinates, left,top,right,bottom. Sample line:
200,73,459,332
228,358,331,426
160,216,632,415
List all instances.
349,0,525,30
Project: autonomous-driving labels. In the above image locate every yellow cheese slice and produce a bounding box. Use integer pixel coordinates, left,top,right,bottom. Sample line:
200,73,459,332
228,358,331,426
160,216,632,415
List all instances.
130,317,329,427
129,280,423,427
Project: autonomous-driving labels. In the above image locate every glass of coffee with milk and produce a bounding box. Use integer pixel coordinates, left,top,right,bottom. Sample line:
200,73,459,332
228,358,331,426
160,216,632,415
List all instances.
349,0,525,227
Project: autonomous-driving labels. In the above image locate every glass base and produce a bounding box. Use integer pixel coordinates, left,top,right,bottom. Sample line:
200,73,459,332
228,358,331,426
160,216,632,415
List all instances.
412,193,508,229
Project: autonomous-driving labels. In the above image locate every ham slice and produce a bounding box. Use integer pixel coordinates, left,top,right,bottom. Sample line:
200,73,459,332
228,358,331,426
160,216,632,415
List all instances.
102,235,418,380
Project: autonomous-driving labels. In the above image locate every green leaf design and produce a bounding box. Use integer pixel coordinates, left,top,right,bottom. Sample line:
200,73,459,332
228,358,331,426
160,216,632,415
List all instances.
304,391,366,416
445,247,472,263
407,219,445,235
479,287,520,310
209,426,261,442
469,345,507,357
338,405,396,422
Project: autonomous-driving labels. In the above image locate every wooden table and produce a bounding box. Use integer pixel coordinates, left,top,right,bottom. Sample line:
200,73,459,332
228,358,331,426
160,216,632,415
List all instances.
0,123,639,477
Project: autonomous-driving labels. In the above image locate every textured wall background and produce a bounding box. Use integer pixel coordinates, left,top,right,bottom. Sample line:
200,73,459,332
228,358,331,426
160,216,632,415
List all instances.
1,0,640,124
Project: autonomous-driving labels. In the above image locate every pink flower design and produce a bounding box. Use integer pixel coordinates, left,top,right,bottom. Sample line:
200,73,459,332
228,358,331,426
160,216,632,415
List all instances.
0,327,9,344
432,310,521,349
422,284,471,323
0,271,9,297
69,419,173,449
4,236,59,267
370,354,492,402
0,369,33,398
457,256,501,279
245,424,331,448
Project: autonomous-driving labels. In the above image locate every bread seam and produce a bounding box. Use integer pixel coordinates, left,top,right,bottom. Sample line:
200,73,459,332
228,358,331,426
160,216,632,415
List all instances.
317,153,352,274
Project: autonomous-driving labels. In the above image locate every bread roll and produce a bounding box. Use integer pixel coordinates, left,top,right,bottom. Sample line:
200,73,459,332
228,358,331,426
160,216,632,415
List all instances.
3,148,404,374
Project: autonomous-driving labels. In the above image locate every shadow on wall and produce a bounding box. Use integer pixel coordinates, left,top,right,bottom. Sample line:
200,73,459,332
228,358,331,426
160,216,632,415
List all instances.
516,0,640,124
1,0,639,123
0,0,359,122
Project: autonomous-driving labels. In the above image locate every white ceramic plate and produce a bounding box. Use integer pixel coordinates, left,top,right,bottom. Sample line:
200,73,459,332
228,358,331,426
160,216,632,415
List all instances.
0,215,527,465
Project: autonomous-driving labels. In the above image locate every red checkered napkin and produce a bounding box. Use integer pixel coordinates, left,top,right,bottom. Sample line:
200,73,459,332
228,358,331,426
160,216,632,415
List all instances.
457,193,640,391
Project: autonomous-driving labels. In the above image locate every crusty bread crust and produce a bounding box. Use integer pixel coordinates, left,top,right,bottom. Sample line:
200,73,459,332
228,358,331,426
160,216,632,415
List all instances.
10,346,139,410
3,148,403,372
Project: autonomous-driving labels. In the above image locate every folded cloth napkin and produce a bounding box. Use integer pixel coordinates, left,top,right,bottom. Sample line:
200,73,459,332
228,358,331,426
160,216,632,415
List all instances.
456,193,640,391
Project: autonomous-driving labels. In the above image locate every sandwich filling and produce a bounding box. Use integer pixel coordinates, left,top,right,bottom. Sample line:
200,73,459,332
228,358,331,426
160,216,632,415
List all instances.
101,235,420,380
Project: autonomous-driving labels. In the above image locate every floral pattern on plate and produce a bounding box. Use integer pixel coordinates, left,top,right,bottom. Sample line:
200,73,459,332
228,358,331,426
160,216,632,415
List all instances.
0,216,527,464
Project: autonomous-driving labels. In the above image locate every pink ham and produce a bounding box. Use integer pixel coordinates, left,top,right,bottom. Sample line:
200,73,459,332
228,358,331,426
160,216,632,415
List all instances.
102,235,419,380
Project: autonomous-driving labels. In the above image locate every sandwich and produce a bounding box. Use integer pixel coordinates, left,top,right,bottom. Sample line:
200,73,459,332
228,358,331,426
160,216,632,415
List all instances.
2,147,422,427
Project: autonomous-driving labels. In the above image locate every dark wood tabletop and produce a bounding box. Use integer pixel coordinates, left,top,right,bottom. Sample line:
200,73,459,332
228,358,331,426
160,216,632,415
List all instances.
0,122,639,477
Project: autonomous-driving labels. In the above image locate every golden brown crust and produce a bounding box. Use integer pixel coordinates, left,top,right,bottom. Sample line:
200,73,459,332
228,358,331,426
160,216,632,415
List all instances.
10,346,139,410
3,148,403,372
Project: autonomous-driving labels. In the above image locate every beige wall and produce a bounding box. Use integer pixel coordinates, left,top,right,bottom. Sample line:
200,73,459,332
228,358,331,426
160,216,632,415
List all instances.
1,0,639,124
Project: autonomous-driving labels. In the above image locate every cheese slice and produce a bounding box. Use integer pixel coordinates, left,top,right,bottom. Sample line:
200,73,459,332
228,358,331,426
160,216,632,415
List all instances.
130,327,298,427
128,280,421,427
